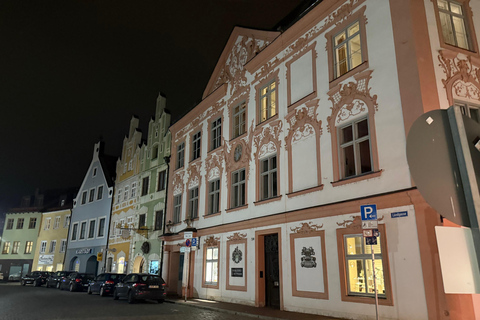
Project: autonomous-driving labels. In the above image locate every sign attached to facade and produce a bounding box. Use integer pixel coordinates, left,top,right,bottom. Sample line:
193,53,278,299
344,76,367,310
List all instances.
391,211,408,218
191,237,197,247
185,239,191,247
38,255,54,265
361,204,377,221
76,248,93,255
184,232,193,239
231,268,243,277
180,247,186,253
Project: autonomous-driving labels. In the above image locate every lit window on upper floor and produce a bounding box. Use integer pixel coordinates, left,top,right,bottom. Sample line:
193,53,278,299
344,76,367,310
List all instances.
259,80,277,123
437,0,472,51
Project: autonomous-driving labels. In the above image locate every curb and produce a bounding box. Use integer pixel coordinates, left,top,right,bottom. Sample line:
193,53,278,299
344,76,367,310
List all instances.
166,299,281,320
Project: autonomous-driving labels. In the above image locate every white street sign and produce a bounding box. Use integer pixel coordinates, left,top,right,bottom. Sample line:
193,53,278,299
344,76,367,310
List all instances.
184,231,193,239
362,220,378,229
185,247,191,252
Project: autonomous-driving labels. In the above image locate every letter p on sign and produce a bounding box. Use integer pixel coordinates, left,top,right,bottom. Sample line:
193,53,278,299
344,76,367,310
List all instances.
361,204,377,221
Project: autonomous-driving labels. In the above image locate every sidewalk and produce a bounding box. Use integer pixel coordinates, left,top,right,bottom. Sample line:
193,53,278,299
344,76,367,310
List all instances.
166,296,347,320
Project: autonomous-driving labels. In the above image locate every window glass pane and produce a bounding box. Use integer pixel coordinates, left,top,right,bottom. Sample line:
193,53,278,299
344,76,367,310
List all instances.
453,16,469,49
348,259,366,293
271,156,277,169
336,45,348,77
364,235,382,254
348,22,360,37
450,2,463,14
346,236,363,255
343,145,355,178
439,12,455,45
365,259,386,294
206,248,213,260
437,0,448,10
359,139,372,174
206,263,212,282
212,261,218,282
213,247,218,259
335,31,346,46
356,119,369,138
470,107,480,122
270,91,276,116
272,173,278,197
349,34,362,69
263,175,269,199
341,125,353,143
240,169,245,181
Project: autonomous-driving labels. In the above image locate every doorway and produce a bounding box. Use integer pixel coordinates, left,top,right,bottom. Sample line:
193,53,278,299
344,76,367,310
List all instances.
86,256,98,275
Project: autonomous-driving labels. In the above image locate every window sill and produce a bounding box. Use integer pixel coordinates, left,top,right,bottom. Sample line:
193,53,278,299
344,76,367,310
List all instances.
286,185,324,198
229,133,247,143
255,114,279,131
226,204,248,213
341,294,392,306
287,91,317,112
331,170,383,187
439,42,479,58
189,157,202,166
329,61,369,90
204,212,222,219
207,146,222,156
202,283,219,289
254,195,282,206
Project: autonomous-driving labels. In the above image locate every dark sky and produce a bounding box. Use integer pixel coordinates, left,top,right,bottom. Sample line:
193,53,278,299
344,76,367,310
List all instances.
0,0,303,212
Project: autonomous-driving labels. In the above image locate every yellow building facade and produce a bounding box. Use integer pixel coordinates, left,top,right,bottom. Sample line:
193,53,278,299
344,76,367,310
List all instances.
32,208,71,272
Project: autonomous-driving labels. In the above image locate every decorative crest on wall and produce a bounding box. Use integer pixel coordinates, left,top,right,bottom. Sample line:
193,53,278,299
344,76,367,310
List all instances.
172,171,185,195
226,232,247,241
285,99,322,148
290,222,324,234
186,161,202,189
205,151,224,181
204,235,221,247
253,120,283,159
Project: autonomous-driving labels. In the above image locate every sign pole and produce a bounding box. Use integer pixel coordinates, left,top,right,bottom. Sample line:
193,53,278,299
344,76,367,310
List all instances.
371,244,379,320
184,251,189,302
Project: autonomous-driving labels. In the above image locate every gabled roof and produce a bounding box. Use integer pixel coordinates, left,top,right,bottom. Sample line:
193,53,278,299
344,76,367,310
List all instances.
202,26,280,99
99,154,117,188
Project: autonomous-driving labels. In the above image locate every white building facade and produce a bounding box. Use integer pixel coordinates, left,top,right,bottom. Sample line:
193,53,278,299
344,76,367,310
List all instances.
163,1,480,319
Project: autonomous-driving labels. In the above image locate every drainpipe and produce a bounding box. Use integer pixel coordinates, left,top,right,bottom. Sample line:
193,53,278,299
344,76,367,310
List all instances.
104,185,115,274
62,208,73,270
159,155,170,279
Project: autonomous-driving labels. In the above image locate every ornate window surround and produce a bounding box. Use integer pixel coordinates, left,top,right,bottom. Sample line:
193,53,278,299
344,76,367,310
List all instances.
431,0,479,56
173,139,186,171
325,6,369,90
204,151,224,218
255,69,280,127
202,236,221,289
208,107,225,153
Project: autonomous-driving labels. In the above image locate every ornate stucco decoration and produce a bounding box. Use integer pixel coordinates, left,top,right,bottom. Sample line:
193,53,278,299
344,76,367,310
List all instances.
175,100,225,141
326,70,378,132
224,120,254,177
290,222,324,234
226,232,247,241
211,36,270,96
205,151,224,181
253,120,283,159
337,215,384,230
438,49,480,105
204,235,221,247
172,171,185,196
285,99,322,148
186,161,202,189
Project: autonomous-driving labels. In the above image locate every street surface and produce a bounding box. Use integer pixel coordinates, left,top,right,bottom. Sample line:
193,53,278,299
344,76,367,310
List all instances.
0,283,253,320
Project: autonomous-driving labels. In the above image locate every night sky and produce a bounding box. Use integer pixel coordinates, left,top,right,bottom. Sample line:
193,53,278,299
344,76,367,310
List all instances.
0,0,304,213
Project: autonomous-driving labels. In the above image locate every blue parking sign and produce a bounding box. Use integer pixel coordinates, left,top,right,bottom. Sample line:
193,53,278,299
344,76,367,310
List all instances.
361,204,377,221
191,237,197,247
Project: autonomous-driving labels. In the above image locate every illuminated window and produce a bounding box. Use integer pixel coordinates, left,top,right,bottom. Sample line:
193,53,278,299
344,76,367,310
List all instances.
437,0,472,50
205,247,219,285
259,81,277,122
12,241,20,254
2,242,10,254
338,118,372,179
25,241,33,254
333,21,363,79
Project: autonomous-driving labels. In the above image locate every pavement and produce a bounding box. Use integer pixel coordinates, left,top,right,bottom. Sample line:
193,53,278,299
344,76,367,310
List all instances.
165,296,346,320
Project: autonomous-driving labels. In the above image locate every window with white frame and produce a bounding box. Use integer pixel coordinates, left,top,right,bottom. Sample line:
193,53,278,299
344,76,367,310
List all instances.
79,221,87,240
157,170,166,191
71,223,78,241
333,20,363,79
124,186,129,200
188,187,199,219
117,188,122,203
141,176,149,196
88,220,96,239
2,242,10,254
173,195,182,224
192,131,201,160
60,239,67,253
338,118,372,179
81,191,87,205
97,185,104,200
12,241,20,254
64,215,70,228
176,142,185,169
233,102,246,139
6,218,13,229
49,240,56,253
16,218,24,229
89,189,95,202
231,168,246,208
29,217,37,229
208,179,220,215
344,233,386,297
25,241,33,254
437,0,472,50
204,246,219,285
44,218,51,230
131,182,136,198
259,80,277,122
40,241,47,253
98,218,106,237
260,155,278,200
211,118,222,150
54,216,61,229
456,102,480,122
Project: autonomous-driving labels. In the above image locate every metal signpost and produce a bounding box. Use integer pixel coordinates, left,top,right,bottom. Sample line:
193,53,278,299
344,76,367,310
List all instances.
361,204,379,320
183,233,193,302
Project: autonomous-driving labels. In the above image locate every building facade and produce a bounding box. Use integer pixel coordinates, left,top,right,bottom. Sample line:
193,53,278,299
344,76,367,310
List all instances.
0,210,42,280
162,0,480,319
107,117,142,274
64,141,115,275
132,93,171,275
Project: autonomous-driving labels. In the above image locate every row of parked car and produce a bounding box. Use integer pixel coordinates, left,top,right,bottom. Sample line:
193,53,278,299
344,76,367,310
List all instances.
20,271,167,304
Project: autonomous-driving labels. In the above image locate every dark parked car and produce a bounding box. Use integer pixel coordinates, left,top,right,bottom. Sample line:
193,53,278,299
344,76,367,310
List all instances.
113,273,166,304
59,272,94,292
88,273,124,296
46,271,74,289
21,271,52,286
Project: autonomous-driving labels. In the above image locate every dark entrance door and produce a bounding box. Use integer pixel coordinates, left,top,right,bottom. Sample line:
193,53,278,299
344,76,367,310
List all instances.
264,234,280,309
